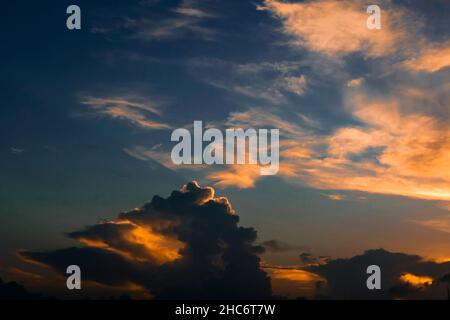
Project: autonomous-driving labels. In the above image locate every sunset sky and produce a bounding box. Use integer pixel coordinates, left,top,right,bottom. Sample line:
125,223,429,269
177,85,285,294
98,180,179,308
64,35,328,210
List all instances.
1,0,449,299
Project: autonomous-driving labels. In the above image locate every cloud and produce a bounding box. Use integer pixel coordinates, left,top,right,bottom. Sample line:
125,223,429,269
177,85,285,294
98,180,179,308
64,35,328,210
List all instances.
81,96,171,129
208,83,450,201
262,0,449,74
299,91,450,200
132,1,217,41
402,44,450,73
262,249,448,299
20,181,272,299
412,216,450,234
187,58,309,105
90,0,217,41
207,164,263,189
261,0,407,57
174,7,212,18
10,147,24,154
347,78,364,88
282,75,307,96
308,249,450,299
399,273,433,287
123,145,175,168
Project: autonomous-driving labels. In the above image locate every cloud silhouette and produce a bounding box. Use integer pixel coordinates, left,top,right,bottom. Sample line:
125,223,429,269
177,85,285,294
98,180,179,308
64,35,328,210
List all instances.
308,249,450,299
21,181,272,299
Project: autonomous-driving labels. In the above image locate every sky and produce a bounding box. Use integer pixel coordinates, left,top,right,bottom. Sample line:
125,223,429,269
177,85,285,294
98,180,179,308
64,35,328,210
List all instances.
1,0,450,299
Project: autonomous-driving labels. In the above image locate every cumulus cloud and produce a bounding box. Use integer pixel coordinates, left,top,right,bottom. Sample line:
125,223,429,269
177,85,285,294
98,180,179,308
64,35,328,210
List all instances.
308,249,450,299
20,181,272,299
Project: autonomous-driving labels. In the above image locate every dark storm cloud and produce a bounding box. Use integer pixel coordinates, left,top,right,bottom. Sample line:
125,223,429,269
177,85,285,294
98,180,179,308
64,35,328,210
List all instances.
21,181,272,299
308,249,450,299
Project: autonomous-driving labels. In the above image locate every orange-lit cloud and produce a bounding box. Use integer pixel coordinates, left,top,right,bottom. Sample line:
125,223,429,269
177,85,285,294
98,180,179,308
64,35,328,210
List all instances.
261,0,406,57
262,0,449,76
73,219,185,265
403,45,450,73
399,273,433,287
434,257,450,264
202,86,450,201
294,90,450,200
81,96,171,129
207,164,262,189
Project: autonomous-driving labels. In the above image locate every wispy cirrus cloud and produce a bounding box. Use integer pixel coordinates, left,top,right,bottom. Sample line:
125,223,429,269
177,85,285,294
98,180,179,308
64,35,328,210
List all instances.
132,0,217,41
81,96,171,129
90,0,218,42
187,58,310,105
412,216,450,234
